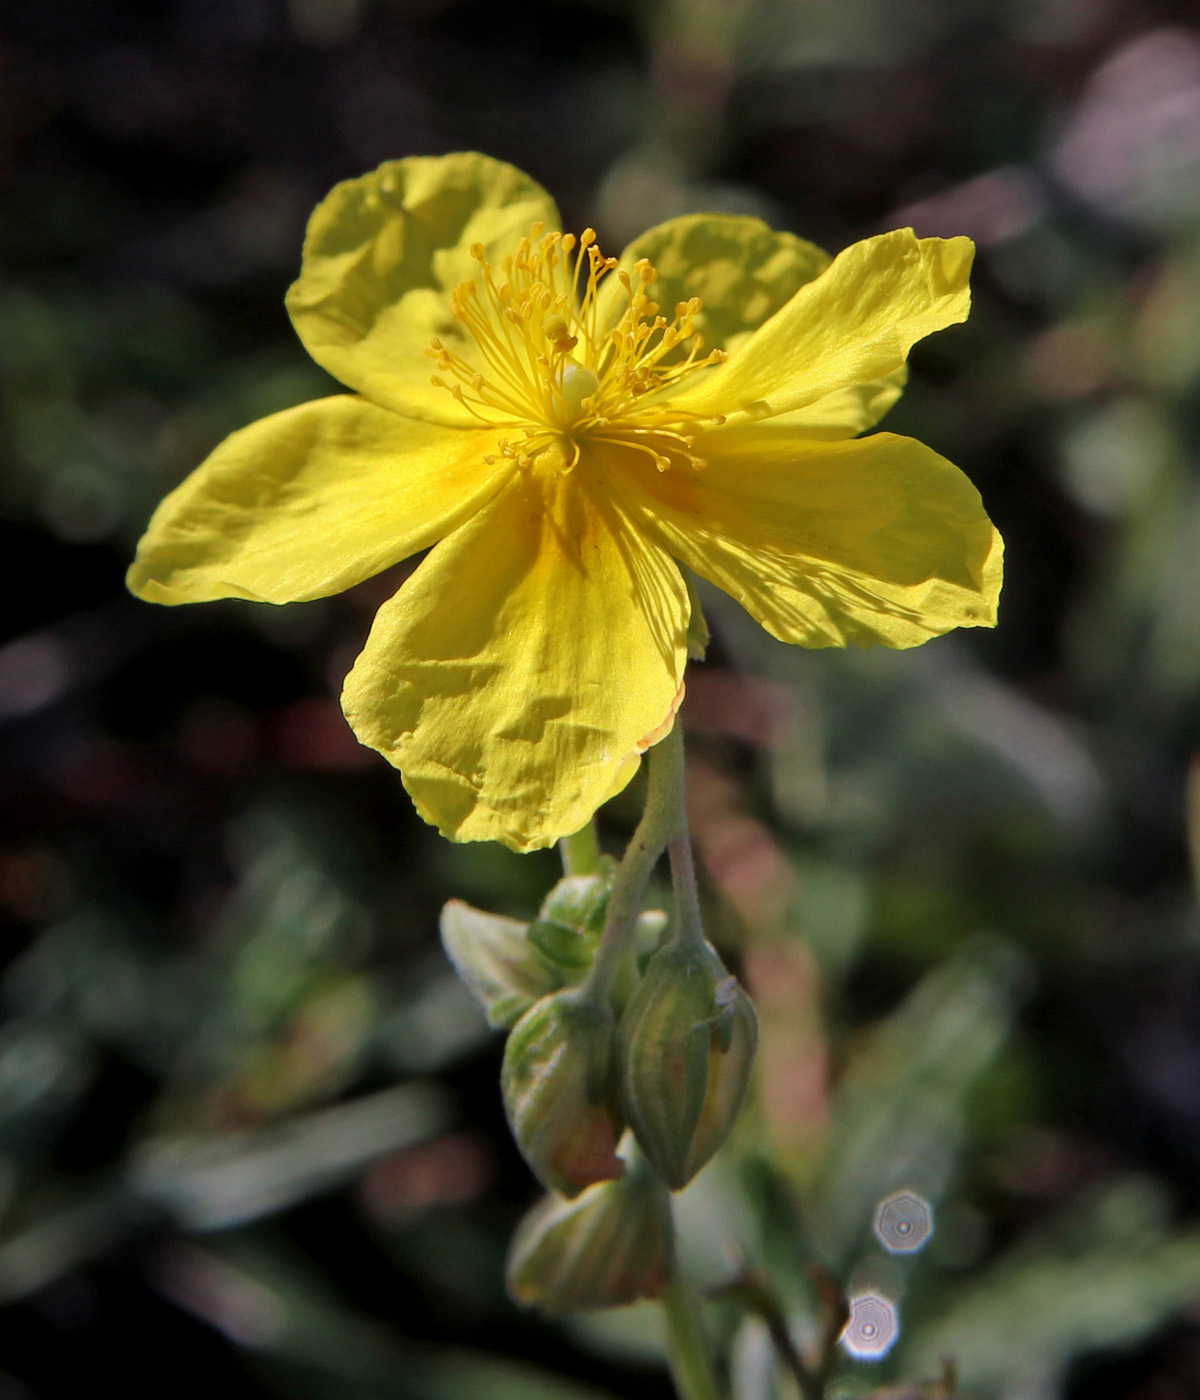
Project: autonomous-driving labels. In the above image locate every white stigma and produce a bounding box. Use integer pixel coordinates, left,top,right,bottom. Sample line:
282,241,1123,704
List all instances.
560,362,599,421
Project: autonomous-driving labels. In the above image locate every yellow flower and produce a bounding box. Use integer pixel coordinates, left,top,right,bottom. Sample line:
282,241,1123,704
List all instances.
128,153,1002,853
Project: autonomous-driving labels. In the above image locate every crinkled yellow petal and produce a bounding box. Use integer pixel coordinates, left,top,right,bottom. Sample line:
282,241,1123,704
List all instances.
598,213,830,357
286,154,560,425
669,229,973,424
341,468,689,852
127,396,504,605
597,215,906,438
774,365,908,440
608,426,1002,650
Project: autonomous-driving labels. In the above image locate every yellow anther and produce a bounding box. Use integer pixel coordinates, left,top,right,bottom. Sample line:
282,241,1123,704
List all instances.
425,220,726,456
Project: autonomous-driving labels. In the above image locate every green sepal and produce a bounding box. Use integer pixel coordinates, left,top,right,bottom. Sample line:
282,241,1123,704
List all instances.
502,988,624,1197
618,940,757,1190
439,899,560,1030
507,1149,674,1313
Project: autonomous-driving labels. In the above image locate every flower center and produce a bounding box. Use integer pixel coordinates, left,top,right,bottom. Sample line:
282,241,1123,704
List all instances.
425,224,726,474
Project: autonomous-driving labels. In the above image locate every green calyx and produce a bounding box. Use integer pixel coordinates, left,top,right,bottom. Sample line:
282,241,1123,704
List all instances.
506,1146,674,1313
618,939,758,1191
502,987,624,1198
439,899,560,1029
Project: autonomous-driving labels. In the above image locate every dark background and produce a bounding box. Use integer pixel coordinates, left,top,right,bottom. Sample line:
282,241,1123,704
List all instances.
4,1,1200,1397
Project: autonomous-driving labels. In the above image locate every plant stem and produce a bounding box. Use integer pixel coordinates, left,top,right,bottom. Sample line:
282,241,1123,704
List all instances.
662,1272,723,1400
582,723,687,1001
668,830,706,949
559,821,601,877
570,723,720,1400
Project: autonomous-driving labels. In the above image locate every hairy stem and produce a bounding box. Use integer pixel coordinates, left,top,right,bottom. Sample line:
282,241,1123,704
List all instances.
582,722,687,1001
668,829,706,949
662,1271,723,1400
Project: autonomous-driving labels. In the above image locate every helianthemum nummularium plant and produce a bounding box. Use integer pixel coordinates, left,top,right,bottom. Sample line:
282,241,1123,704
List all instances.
128,152,1001,855
128,152,1001,1400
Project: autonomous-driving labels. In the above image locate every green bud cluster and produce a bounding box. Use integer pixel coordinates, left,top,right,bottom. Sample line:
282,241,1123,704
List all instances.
441,858,665,1027
441,862,632,1198
439,849,756,1311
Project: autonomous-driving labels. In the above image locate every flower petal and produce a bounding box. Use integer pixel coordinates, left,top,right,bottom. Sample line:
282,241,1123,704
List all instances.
286,154,560,424
341,469,689,851
598,213,831,356
669,229,973,423
774,365,908,441
609,426,1002,650
127,396,504,605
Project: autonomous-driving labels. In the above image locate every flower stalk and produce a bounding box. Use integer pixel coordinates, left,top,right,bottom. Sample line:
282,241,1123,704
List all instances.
662,1271,723,1400
580,722,687,1002
668,829,705,950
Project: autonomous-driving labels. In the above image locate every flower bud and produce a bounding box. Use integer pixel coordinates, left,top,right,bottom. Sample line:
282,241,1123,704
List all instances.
526,859,616,972
507,1153,673,1312
619,940,757,1190
502,988,624,1197
439,899,558,1030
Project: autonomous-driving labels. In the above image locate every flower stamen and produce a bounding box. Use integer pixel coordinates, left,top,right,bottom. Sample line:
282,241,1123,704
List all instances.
426,223,728,474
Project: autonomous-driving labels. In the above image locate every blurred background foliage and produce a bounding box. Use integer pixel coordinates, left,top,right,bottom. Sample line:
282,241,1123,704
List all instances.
3,0,1200,1396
